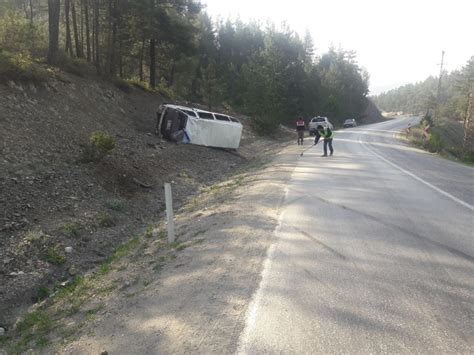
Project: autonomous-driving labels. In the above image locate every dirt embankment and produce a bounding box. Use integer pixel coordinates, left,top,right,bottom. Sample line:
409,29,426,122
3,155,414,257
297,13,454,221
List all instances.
360,98,387,124
46,142,296,354
0,72,290,330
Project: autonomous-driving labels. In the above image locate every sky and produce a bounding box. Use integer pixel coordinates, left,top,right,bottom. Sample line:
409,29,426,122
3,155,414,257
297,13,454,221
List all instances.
202,0,473,95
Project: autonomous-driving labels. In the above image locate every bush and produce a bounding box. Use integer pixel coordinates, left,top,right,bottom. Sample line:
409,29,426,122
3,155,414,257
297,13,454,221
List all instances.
251,114,279,136
61,223,80,237
43,245,66,265
54,52,94,77
421,113,434,127
157,80,176,99
105,198,126,212
91,131,116,152
462,151,474,164
126,78,154,93
424,132,444,153
0,9,47,54
80,131,116,163
16,310,52,333
96,211,115,227
447,148,474,164
410,127,424,141
25,229,47,243
0,50,48,84
112,78,132,93
35,286,50,302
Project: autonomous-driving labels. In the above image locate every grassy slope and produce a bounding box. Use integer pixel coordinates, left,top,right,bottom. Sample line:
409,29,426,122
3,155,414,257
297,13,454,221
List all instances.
405,117,473,165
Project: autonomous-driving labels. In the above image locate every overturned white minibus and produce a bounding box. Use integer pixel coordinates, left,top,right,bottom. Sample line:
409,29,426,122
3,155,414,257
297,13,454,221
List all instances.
156,104,243,149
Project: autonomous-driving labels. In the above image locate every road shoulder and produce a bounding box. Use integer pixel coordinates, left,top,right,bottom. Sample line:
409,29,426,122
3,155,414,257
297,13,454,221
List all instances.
39,143,299,354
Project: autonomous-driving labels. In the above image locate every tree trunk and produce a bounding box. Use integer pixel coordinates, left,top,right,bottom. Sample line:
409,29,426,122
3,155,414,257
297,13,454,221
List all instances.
80,0,84,55
22,1,28,19
139,34,145,81
119,36,123,78
91,7,95,62
191,57,203,99
29,0,34,25
105,0,112,74
28,0,35,53
65,0,73,56
47,0,61,64
207,67,212,110
169,59,175,87
84,0,91,62
110,16,117,76
106,0,117,76
94,0,100,73
71,0,83,57
149,38,156,88
148,0,156,87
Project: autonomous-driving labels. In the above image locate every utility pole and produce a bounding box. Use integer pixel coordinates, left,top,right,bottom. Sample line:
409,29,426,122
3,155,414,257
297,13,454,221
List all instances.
463,81,474,155
436,50,445,118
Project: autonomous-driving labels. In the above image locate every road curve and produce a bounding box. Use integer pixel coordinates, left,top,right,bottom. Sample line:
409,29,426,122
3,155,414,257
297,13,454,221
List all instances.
238,117,474,353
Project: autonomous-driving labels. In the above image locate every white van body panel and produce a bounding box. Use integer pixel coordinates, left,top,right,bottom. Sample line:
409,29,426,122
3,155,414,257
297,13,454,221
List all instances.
157,104,243,149
185,116,243,149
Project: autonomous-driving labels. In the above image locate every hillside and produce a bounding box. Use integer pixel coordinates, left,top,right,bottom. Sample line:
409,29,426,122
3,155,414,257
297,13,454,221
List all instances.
0,71,290,330
359,98,385,124
370,57,473,162
371,57,472,119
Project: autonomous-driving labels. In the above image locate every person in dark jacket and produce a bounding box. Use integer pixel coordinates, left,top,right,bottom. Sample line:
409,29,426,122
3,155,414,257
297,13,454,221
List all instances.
314,125,334,156
296,117,305,145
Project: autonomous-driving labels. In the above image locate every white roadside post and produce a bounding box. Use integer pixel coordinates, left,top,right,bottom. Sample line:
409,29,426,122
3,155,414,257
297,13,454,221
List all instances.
164,183,175,243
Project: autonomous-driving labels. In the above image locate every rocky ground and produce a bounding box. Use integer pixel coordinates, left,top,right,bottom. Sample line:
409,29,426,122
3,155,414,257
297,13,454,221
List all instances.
44,142,297,355
0,72,291,336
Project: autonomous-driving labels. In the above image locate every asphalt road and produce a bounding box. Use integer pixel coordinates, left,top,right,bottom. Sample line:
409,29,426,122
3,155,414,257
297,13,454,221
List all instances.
238,117,474,353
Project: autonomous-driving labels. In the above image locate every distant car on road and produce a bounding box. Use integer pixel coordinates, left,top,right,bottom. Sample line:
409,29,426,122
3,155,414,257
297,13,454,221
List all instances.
343,118,357,128
309,116,333,136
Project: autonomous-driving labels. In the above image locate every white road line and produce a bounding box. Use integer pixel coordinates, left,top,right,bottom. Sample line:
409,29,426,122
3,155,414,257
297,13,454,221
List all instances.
359,137,474,212
236,188,290,354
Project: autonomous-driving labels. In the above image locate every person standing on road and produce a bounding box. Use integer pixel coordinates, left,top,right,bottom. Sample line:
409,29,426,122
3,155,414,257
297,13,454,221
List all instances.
296,117,306,145
315,125,334,156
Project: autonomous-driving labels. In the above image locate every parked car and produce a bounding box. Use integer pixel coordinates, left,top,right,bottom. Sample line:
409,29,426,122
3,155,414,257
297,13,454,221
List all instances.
308,116,333,136
343,118,357,128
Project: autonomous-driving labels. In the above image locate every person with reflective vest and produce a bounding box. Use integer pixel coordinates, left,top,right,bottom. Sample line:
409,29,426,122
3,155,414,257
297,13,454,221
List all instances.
315,125,334,156
296,117,306,145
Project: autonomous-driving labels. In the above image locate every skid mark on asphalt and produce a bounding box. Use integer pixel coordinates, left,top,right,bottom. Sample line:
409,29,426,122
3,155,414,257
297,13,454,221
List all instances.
282,195,306,207
294,225,371,276
305,191,474,263
294,227,347,260
271,243,341,294
285,182,474,263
